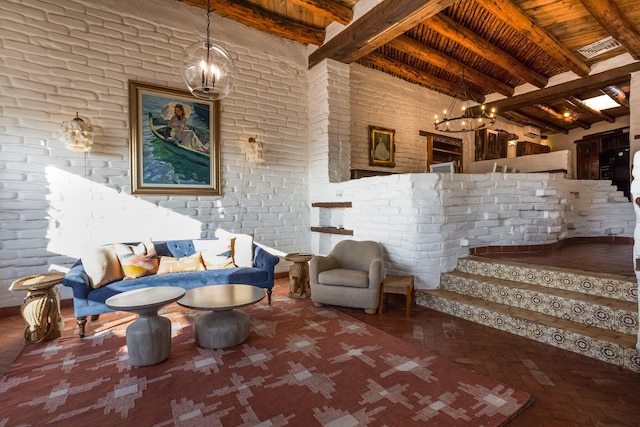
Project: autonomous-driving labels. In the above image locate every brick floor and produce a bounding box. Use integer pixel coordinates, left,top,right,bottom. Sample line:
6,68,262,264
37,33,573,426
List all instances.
2,243,638,426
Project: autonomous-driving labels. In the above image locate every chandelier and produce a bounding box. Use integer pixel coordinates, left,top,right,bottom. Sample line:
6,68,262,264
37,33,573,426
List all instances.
182,0,236,101
59,113,93,152
434,74,496,133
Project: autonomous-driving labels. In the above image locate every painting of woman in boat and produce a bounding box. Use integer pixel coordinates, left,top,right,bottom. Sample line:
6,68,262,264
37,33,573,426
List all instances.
128,81,220,195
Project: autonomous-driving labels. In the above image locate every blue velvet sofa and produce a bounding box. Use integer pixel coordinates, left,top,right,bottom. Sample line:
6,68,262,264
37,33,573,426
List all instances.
62,238,280,337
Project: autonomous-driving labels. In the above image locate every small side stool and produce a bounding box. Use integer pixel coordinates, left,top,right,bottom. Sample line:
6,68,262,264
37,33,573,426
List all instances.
284,253,314,298
10,272,66,344
378,275,414,318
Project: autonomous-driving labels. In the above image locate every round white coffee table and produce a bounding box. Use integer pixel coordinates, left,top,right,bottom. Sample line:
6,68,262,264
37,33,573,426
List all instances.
178,284,265,349
106,286,185,367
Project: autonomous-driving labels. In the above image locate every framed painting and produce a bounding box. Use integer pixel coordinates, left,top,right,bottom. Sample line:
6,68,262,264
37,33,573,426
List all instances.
369,125,395,167
128,80,220,195
429,161,456,173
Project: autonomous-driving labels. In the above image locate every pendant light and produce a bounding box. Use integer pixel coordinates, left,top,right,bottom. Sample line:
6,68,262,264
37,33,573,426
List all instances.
182,0,236,100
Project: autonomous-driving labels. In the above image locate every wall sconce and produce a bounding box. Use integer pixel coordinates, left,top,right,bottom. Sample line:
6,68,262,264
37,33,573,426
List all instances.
243,136,265,164
59,113,93,152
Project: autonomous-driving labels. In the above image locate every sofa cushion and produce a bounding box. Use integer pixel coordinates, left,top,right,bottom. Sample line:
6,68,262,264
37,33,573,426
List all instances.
194,238,235,269
114,243,158,279
157,253,205,274
318,268,369,288
82,246,123,289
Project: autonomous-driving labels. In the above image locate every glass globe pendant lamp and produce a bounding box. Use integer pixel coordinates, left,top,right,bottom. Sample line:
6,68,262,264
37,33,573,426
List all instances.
182,0,236,101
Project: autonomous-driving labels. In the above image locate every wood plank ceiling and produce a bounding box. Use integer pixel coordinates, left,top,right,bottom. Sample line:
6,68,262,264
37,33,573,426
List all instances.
177,0,640,135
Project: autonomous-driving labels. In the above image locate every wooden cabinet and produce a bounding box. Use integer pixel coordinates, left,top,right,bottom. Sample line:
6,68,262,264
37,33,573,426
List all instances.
420,131,463,171
516,141,551,156
475,129,507,161
575,139,600,179
575,128,629,180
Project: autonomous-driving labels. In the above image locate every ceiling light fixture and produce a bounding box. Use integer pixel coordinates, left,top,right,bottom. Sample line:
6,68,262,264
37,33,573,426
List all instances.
434,73,495,133
182,0,236,101
59,112,93,152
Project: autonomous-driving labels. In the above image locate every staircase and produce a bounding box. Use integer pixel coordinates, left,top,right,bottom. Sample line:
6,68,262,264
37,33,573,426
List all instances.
415,256,640,372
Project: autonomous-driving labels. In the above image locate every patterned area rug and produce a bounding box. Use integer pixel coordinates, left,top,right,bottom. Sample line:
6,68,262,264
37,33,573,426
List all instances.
0,295,532,426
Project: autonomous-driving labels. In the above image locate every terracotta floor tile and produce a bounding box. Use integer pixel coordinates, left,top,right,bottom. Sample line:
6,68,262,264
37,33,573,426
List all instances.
1,243,638,425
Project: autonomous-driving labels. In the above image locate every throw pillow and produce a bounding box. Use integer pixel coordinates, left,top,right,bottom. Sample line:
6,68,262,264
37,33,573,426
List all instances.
114,242,159,279
194,238,236,270
157,252,205,274
82,246,123,289
214,229,255,267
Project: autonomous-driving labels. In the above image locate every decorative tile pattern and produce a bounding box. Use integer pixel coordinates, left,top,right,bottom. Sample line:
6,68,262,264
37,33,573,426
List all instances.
417,257,640,373
442,272,637,334
456,258,637,302
416,292,640,373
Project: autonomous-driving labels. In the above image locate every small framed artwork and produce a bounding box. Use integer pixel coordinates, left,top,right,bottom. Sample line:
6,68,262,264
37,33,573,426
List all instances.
128,80,221,195
429,161,456,173
369,126,395,167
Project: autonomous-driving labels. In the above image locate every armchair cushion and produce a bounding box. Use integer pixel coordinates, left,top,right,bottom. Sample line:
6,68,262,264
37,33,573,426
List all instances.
318,269,369,288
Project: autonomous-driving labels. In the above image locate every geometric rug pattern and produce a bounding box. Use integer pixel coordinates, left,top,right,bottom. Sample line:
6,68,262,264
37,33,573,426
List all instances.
0,294,532,426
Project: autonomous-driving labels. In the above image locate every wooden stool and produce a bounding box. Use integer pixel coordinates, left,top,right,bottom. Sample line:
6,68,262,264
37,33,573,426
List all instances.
284,253,313,298
378,275,414,317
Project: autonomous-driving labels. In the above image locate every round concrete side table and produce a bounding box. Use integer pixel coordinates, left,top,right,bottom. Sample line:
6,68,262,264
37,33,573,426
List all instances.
10,272,66,344
178,284,265,349
284,253,314,298
106,286,185,367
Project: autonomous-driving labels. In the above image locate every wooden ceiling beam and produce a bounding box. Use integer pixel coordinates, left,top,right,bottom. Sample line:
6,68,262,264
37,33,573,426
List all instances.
181,0,326,45
475,0,591,77
387,36,515,97
468,62,640,115
565,96,616,123
580,0,640,60
504,110,569,135
360,51,486,103
308,0,457,68
287,0,353,26
425,14,548,88
601,85,630,109
533,104,591,129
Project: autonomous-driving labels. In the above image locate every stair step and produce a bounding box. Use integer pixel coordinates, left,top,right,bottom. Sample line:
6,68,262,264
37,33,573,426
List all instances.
416,288,640,372
456,256,637,302
442,270,638,335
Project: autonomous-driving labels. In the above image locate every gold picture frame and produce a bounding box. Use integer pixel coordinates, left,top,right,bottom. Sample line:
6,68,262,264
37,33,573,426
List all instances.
128,80,221,195
369,125,395,167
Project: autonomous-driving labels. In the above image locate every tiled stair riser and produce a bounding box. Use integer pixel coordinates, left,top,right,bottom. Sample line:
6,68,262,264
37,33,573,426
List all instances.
416,292,640,373
456,258,637,303
442,273,638,335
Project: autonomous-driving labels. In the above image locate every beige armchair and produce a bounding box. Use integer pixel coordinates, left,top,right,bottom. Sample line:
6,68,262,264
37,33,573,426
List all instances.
309,240,384,314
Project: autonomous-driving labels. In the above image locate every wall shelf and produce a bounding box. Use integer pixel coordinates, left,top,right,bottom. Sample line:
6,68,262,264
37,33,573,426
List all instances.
310,226,353,235
311,202,352,208
311,201,353,235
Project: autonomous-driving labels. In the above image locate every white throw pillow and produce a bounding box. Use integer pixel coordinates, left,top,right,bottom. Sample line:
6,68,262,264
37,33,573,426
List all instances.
194,238,236,269
82,246,123,289
214,229,254,268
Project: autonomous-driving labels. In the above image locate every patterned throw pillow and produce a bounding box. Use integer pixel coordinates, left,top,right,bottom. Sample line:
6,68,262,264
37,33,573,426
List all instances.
157,252,206,274
194,238,236,270
114,242,159,279
82,246,124,289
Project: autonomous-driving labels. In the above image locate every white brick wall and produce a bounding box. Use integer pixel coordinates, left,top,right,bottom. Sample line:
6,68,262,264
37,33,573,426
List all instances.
310,172,634,289
0,0,310,307
1,0,637,309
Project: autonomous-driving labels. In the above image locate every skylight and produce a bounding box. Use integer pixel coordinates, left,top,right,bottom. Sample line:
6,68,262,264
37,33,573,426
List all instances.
582,95,621,110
